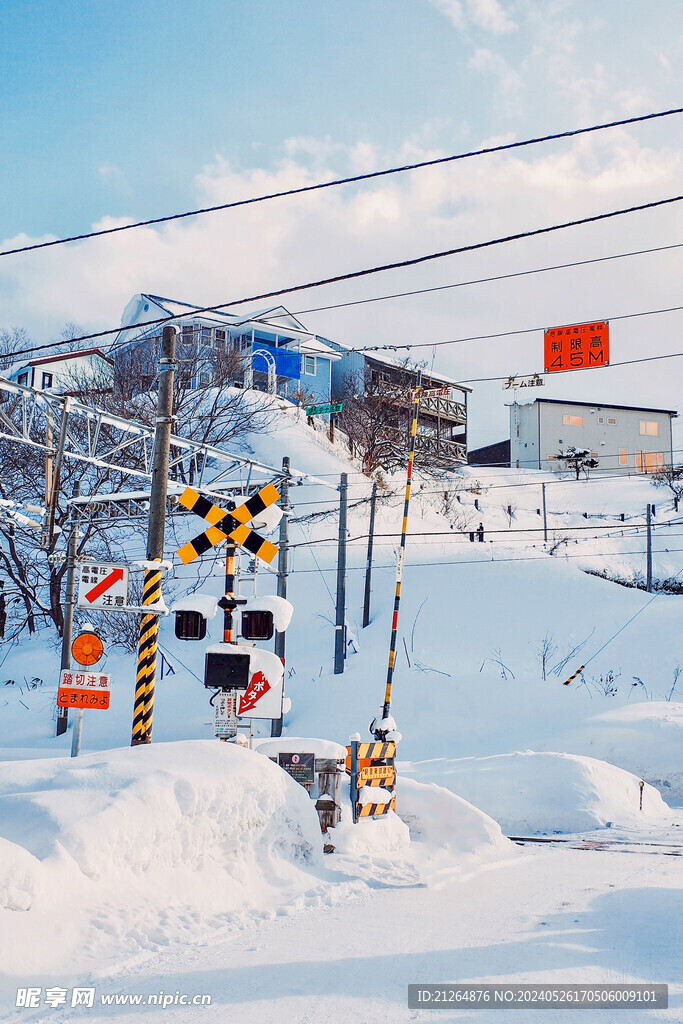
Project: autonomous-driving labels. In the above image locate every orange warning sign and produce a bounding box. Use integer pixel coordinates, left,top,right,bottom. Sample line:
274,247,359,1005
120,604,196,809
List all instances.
72,632,104,666
544,321,609,373
57,688,110,709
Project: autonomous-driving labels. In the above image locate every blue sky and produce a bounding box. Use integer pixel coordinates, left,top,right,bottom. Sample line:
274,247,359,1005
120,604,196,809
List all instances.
2,0,683,445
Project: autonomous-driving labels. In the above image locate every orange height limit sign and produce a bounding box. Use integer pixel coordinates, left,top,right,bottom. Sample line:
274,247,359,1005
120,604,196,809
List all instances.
544,321,609,373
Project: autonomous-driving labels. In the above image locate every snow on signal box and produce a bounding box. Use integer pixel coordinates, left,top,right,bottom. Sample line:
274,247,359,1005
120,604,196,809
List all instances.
544,321,609,373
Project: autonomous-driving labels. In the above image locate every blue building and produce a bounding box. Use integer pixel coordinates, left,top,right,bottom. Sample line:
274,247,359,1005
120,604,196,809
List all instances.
326,341,470,469
113,294,340,404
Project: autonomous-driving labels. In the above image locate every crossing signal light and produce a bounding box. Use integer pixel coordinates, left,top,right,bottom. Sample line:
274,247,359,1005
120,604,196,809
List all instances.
240,609,274,641
174,609,207,641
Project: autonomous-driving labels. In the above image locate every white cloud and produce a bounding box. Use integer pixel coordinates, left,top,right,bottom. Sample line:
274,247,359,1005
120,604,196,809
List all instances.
430,0,516,33
467,0,517,34
429,0,465,30
2,129,682,447
469,47,523,92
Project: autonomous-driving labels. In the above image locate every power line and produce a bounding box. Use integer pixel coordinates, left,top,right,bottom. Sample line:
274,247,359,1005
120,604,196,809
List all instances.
5,192,683,364
355,302,683,357
3,106,682,260
286,241,683,319
286,546,683,574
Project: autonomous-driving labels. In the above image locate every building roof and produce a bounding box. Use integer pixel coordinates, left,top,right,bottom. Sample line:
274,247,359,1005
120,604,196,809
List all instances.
518,398,678,417
26,348,113,368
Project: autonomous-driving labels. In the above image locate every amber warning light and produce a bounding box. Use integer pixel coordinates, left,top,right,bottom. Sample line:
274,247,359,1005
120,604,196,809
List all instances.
544,321,609,373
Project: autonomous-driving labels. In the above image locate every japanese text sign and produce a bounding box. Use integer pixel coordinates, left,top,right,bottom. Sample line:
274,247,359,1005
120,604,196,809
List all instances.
77,563,128,610
544,322,609,373
57,668,111,709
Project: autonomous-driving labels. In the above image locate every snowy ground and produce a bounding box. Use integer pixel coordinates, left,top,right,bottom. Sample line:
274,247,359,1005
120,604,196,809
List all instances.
1,401,682,1021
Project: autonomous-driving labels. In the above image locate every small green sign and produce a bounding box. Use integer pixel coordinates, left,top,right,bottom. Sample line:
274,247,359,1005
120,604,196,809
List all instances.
305,402,343,417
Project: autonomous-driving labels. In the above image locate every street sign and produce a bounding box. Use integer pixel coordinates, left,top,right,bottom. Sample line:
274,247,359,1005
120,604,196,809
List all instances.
278,752,315,785
77,563,128,610
305,402,343,417
71,632,104,666
57,668,111,710
420,386,450,398
503,374,544,390
544,321,609,373
177,483,280,565
213,692,238,737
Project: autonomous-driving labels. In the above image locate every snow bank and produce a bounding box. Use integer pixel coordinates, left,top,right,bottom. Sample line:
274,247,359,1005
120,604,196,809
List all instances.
256,736,348,760
326,812,410,854
397,777,513,860
0,741,324,974
549,702,683,803
403,752,671,834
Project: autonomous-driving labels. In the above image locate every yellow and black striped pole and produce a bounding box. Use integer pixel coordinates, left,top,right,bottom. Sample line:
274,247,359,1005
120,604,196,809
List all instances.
374,370,422,737
563,664,585,686
131,325,176,746
132,561,164,744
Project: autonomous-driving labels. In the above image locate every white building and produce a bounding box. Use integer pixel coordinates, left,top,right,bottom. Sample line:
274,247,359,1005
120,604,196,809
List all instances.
6,348,113,394
509,398,677,474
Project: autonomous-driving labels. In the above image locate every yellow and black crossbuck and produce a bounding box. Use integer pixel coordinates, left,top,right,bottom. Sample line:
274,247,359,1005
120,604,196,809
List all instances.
176,483,280,565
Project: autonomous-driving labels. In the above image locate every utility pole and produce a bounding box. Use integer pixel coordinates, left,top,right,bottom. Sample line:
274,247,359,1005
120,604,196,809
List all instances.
373,370,422,739
272,456,290,737
45,398,72,548
646,503,653,593
56,480,80,738
542,482,548,544
131,325,176,746
334,472,348,674
362,481,377,628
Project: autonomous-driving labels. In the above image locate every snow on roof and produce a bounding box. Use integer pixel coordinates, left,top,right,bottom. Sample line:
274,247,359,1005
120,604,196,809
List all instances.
27,348,113,368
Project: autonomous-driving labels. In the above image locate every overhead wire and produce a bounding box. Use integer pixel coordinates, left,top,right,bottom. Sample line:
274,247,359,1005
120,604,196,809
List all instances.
4,192,683,364
3,106,682,259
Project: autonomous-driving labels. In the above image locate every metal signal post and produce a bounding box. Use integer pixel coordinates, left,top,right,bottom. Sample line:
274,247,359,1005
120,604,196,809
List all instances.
373,371,422,738
131,325,176,746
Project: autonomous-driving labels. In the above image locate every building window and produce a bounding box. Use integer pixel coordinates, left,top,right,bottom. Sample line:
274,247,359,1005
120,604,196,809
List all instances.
215,330,226,346
301,354,317,376
619,449,628,465
563,414,583,426
636,451,664,473
17,372,28,386
607,417,617,425
41,372,53,389
639,420,659,436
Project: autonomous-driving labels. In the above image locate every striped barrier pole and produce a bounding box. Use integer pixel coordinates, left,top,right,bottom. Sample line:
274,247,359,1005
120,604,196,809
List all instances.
376,370,422,736
563,664,585,686
132,561,164,744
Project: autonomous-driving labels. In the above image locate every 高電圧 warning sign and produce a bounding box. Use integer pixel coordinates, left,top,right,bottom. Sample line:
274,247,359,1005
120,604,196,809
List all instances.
544,322,609,373
77,563,128,610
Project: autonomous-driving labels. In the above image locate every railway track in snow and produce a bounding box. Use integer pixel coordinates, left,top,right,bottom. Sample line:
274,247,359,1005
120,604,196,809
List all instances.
508,835,683,856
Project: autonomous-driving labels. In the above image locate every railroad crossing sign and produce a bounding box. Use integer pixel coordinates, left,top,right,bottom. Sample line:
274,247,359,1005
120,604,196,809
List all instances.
176,483,280,565
77,563,128,610
57,668,111,710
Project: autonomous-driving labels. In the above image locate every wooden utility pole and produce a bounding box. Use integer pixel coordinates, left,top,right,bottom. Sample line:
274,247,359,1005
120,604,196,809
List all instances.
272,456,290,737
131,326,176,746
334,472,348,674
362,481,378,628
